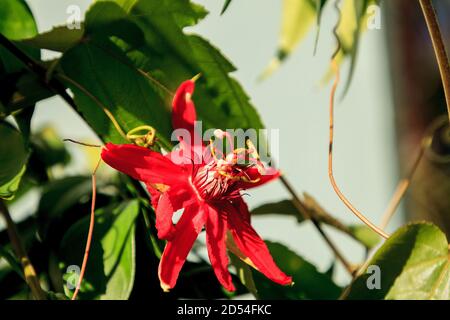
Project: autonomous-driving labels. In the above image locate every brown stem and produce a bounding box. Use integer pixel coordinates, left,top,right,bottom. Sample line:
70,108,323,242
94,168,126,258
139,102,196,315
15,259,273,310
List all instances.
279,175,355,276
71,158,102,300
0,33,78,110
380,138,428,229
419,0,450,122
328,60,389,239
0,200,46,300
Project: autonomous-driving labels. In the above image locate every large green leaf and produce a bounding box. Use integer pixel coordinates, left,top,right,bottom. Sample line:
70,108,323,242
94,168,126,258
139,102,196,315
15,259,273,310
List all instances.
0,0,42,136
0,121,28,200
57,1,263,146
346,222,450,300
253,241,341,299
126,0,264,131
61,39,172,144
60,200,140,300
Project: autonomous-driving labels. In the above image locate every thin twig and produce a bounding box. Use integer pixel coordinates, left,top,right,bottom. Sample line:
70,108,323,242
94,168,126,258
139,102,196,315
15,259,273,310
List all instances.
63,139,102,148
0,200,46,300
380,139,428,229
328,60,389,239
419,0,450,123
71,157,102,300
279,175,355,275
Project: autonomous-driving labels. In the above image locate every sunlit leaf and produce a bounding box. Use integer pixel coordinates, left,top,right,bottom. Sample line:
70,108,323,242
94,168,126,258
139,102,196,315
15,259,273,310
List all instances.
229,253,258,298
346,222,450,300
261,0,316,79
0,121,28,200
0,0,39,73
60,200,140,300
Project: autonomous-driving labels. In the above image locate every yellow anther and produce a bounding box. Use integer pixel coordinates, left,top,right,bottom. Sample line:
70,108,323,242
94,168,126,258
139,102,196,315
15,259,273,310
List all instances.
191,73,202,82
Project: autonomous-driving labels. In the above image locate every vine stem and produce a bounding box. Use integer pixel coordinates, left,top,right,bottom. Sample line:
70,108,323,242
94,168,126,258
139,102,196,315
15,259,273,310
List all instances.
0,200,46,300
0,34,78,110
419,0,450,123
279,175,355,276
71,157,102,300
328,60,389,239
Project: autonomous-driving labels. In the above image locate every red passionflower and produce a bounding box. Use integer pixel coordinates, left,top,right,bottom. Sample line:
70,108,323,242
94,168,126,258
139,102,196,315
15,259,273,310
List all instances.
101,79,292,291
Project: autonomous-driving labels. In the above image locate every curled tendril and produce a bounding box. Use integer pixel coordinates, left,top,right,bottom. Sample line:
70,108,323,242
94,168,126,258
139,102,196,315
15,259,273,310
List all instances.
126,125,157,148
332,0,342,60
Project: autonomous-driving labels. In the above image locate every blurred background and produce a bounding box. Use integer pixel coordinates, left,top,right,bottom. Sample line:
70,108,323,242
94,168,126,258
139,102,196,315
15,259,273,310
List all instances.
3,0,450,290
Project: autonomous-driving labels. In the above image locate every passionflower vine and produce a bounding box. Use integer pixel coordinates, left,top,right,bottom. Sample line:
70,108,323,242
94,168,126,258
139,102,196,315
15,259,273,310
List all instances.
101,79,292,292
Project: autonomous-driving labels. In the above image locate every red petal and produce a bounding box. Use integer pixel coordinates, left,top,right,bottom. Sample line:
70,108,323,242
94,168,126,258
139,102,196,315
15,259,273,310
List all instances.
227,199,292,286
172,80,203,147
158,203,206,291
150,184,197,240
101,143,186,185
154,192,176,240
205,204,235,291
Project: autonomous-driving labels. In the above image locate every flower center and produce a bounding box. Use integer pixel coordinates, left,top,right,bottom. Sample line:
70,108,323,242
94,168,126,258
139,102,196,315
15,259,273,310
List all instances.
190,132,262,201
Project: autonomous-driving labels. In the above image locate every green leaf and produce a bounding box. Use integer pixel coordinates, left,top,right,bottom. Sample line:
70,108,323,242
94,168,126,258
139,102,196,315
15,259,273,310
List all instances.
61,1,264,146
61,38,172,144
229,253,258,298
129,0,264,131
0,121,28,200
13,105,34,143
0,165,26,200
0,0,39,73
0,245,24,279
0,72,53,116
253,241,341,299
313,0,328,54
348,224,380,249
251,199,303,223
0,0,37,40
36,176,92,237
261,0,316,79
60,200,140,300
30,126,71,167
221,0,233,15
252,198,379,248
22,26,84,52
323,0,377,96
346,222,450,300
